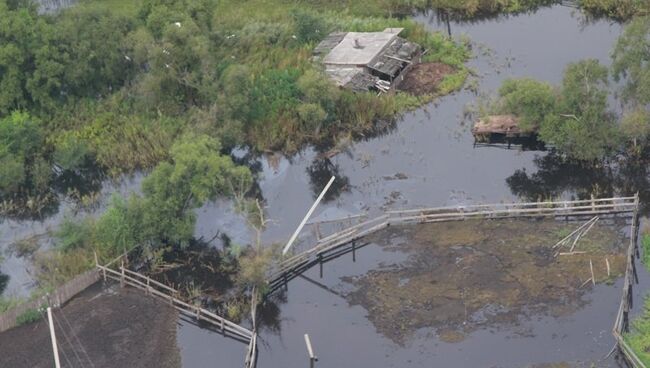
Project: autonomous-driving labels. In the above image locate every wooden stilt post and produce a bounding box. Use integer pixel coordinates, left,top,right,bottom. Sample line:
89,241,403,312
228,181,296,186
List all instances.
319,255,323,279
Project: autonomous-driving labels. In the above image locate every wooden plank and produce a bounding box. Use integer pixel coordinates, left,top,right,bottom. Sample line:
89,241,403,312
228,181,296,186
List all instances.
97,265,253,340
386,197,635,215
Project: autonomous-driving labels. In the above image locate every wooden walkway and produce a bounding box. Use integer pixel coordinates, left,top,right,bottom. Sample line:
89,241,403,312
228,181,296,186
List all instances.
268,195,644,367
95,257,258,367
268,196,638,292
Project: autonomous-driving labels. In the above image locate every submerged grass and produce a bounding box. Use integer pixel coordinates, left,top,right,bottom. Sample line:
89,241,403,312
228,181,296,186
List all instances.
344,218,627,344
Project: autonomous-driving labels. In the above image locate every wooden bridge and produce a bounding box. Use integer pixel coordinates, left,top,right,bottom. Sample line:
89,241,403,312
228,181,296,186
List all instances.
269,196,638,292
268,195,643,367
95,255,259,367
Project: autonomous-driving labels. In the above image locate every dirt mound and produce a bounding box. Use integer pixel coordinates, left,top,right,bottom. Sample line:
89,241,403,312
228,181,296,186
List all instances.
397,62,455,95
0,283,180,368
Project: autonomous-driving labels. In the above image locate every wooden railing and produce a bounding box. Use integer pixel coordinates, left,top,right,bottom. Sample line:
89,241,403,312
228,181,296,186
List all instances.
611,194,645,367
269,195,645,367
95,261,253,342
269,196,637,291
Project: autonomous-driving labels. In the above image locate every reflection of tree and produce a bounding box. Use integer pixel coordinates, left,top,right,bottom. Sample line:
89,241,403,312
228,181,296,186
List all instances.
257,292,285,335
506,151,615,201
306,158,350,202
0,272,8,295
506,151,650,215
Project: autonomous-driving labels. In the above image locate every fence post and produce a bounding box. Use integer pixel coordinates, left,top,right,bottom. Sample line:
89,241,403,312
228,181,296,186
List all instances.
120,260,125,288
591,194,596,212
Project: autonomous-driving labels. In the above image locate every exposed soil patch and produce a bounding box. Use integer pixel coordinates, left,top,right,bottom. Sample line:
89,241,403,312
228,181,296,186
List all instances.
397,62,455,95
0,283,180,368
341,219,627,345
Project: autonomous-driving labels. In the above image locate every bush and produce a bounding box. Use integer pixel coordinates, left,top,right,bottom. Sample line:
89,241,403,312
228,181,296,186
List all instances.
291,9,330,43
15,308,41,326
496,78,556,131
55,216,95,252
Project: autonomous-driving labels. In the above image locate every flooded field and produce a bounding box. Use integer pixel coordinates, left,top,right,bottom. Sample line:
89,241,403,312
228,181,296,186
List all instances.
1,3,648,368
345,219,627,345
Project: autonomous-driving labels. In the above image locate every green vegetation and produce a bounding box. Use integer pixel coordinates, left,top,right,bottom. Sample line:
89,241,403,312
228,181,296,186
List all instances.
627,229,650,362
487,59,619,161
612,16,650,153
642,232,650,266
493,78,556,131
0,0,470,213
34,133,253,287
579,0,649,20
626,297,650,366
485,16,650,162
15,307,41,326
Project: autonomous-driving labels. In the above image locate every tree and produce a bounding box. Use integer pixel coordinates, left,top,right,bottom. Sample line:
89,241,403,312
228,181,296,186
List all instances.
0,111,49,196
621,108,650,152
539,60,620,161
291,9,330,44
612,16,650,106
496,78,556,131
140,134,253,246
95,195,145,256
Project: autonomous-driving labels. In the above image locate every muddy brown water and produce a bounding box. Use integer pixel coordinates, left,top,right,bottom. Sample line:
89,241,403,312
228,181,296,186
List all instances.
2,3,650,368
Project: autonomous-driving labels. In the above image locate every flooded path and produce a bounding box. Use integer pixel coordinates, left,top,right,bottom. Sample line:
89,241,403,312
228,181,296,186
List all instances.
1,3,647,368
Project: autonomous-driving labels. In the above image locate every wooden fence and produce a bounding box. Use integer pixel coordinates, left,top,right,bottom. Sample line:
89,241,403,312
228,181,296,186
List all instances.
611,195,646,367
268,196,637,292
0,268,100,333
95,259,254,343
269,195,645,367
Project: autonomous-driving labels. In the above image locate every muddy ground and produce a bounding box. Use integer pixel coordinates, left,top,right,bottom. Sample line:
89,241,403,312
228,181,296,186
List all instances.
0,283,180,368
341,218,628,345
397,62,455,95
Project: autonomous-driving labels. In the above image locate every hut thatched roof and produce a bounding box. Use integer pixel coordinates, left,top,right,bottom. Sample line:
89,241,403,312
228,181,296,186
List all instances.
472,115,535,137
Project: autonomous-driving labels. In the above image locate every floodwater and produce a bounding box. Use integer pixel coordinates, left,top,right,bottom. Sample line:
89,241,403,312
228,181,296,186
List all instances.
184,4,647,368
1,3,648,368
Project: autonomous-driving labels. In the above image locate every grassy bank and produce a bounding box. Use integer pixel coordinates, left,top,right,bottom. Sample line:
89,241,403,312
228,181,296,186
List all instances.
625,232,650,363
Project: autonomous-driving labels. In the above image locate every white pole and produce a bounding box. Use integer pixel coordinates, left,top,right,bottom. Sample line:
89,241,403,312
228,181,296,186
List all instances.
304,333,317,368
47,307,61,368
282,176,335,255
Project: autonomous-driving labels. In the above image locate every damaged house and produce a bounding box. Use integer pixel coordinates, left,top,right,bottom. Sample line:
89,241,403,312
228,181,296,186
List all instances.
313,28,422,92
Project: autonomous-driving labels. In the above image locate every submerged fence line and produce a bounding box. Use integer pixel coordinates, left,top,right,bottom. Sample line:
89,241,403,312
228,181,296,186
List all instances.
269,195,643,367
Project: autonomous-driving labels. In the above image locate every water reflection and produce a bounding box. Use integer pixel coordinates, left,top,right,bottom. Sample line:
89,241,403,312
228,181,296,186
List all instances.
0,272,8,295
506,151,650,215
506,151,615,201
306,158,350,202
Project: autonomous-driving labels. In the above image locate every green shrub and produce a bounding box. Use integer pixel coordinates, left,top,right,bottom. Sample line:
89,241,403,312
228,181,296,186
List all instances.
626,297,650,366
15,308,41,326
